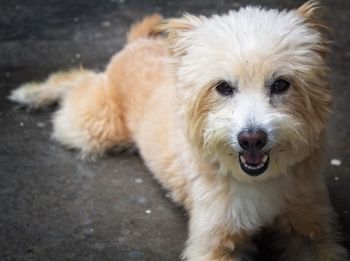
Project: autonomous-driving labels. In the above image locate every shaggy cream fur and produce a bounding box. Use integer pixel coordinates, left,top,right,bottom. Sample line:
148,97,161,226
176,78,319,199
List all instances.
10,2,348,260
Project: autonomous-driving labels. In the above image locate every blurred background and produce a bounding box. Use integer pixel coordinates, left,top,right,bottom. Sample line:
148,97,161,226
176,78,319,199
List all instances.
0,0,349,260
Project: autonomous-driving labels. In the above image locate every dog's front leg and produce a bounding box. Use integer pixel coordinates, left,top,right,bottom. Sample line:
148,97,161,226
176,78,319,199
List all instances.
182,209,256,261
281,189,348,261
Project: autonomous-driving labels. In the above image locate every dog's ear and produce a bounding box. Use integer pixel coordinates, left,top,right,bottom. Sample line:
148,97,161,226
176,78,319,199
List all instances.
157,14,206,57
297,1,329,56
297,1,326,29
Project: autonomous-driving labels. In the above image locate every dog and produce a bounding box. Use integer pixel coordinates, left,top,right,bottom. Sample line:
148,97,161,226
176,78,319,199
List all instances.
9,1,348,260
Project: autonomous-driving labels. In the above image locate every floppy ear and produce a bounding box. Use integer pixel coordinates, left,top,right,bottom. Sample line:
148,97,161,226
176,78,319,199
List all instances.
297,1,329,55
157,14,206,57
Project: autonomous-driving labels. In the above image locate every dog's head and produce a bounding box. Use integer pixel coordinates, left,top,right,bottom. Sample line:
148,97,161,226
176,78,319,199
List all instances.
161,1,331,182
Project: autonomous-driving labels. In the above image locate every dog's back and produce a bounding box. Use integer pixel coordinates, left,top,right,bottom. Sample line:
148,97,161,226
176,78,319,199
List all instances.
9,14,171,158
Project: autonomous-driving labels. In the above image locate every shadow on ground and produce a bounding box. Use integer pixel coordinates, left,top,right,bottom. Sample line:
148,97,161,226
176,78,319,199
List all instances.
1,0,349,260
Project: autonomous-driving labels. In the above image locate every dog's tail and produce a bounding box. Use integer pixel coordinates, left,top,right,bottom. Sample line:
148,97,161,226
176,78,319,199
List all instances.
9,15,162,108
127,14,163,43
8,68,96,108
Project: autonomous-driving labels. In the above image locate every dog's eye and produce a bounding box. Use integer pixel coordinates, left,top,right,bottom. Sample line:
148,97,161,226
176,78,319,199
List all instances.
215,81,234,96
270,79,290,94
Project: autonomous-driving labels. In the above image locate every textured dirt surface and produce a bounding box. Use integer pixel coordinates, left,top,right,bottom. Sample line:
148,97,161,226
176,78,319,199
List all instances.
1,0,349,260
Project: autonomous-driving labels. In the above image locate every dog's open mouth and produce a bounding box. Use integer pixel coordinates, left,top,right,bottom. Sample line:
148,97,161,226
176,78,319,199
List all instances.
239,152,269,176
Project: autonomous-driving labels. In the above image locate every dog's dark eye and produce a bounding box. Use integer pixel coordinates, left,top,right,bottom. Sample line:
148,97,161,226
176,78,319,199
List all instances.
270,79,290,94
215,81,234,96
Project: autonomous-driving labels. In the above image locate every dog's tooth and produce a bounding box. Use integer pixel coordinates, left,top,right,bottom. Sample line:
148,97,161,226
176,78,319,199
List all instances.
240,155,246,164
262,155,268,163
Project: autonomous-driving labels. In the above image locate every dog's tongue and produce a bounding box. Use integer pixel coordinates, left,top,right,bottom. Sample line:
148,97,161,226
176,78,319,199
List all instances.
244,152,264,165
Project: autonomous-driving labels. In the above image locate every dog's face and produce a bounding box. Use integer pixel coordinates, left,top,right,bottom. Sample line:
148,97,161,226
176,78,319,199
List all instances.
163,2,331,182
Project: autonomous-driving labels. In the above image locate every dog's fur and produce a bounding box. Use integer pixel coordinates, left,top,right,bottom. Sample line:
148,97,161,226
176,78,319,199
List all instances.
9,1,348,260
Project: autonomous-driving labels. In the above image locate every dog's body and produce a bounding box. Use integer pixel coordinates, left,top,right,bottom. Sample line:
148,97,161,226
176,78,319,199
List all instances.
10,2,348,260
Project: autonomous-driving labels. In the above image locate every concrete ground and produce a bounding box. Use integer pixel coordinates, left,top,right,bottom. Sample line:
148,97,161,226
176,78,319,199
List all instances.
0,0,349,260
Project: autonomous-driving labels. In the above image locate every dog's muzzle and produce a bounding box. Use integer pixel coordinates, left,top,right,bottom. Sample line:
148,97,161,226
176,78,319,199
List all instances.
237,129,269,176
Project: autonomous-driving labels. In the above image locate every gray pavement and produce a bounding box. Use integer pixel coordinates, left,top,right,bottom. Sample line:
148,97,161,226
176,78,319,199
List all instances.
0,0,349,260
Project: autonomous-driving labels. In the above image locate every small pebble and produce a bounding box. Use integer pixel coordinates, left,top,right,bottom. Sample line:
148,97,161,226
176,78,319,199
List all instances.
334,176,339,181
75,53,81,59
134,178,143,184
73,17,79,22
5,72,11,78
330,159,342,166
19,122,24,127
81,227,94,235
145,209,151,214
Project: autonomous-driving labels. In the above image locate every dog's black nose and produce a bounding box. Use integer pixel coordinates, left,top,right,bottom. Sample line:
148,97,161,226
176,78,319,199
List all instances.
238,129,267,151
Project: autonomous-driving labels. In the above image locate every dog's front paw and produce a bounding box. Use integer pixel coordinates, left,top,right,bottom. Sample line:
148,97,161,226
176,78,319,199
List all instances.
183,246,256,261
317,244,348,261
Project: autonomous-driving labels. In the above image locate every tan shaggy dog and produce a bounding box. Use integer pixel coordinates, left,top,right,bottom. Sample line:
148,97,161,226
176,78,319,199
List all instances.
9,1,348,260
